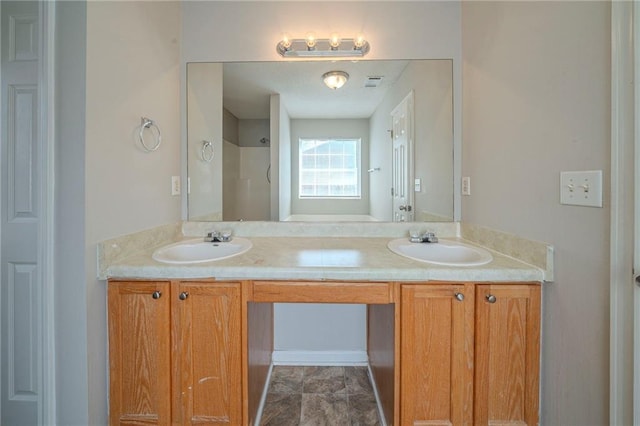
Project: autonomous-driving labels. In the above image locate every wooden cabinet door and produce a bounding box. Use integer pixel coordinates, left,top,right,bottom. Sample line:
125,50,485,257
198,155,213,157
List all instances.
474,284,541,426
108,281,171,426
174,282,242,425
401,283,474,426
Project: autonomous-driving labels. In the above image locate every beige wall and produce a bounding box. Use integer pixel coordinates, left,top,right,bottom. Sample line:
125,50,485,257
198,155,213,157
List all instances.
462,2,610,423
187,62,223,220
75,1,612,423
85,2,182,423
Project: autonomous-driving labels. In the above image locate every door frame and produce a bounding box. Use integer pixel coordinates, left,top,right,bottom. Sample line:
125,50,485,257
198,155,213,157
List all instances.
634,2,640,422
37,1,56,423
610,1,635,424
39,1,55,423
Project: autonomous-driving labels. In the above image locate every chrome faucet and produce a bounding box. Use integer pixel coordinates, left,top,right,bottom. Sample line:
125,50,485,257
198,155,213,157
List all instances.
205,230,233,243
422,232,438,243
409,230,438,243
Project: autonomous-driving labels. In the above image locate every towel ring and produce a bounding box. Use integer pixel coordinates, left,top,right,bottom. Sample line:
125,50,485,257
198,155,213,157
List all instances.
201,140,214,162
139,117,162,152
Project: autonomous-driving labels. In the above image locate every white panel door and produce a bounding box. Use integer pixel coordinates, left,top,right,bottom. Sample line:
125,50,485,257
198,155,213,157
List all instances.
391,92,414,222
1,1,41,424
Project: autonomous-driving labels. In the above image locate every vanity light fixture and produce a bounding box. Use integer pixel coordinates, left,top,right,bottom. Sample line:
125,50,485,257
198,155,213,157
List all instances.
322,71,349,90
277,33,370,58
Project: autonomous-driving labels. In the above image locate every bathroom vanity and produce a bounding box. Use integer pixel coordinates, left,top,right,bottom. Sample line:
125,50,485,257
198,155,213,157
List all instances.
100,224,550,426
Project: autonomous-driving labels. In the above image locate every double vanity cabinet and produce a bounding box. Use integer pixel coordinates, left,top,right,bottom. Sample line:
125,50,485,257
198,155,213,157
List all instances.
107,279,541,426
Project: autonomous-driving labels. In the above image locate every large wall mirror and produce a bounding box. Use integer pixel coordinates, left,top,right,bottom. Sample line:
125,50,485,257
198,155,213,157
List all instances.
187,59,453,222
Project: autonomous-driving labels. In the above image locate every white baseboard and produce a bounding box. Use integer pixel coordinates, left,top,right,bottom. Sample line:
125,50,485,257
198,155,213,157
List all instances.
272,350,368,366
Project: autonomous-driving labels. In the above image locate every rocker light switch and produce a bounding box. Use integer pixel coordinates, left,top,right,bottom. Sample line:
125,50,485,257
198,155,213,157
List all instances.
560,170,602,207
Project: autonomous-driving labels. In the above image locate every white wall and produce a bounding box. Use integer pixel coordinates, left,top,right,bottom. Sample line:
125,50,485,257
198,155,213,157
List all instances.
274,304,366,352
84,2,182,424
290,119,370,216
462,2,610,424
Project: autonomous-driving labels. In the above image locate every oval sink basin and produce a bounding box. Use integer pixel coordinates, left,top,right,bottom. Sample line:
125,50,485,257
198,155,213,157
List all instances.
152,237,252,264
387,238,493,266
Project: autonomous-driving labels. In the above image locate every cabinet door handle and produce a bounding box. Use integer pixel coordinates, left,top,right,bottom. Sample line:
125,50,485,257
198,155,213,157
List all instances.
454,292,464,302
179,291,189,301
485,294,497,304
152,291,162,299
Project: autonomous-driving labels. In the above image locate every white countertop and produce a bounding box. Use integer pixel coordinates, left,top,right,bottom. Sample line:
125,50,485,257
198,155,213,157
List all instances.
102,236,546,283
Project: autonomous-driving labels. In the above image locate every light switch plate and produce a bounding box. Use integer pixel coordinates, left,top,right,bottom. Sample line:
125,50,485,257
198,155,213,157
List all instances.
560,170,602,207
171,176,181,196
462,177,471,196
414,178,421,192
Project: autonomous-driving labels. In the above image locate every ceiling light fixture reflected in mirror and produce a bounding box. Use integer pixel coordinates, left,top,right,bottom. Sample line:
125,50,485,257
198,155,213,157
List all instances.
277,34,370,58
322,71,349,90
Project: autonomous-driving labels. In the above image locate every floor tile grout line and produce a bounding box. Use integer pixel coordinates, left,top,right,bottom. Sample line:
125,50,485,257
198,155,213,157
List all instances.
343,367,351,425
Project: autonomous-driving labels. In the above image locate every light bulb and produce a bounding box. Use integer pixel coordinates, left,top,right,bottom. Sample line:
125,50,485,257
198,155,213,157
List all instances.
305,33,317,50
281,34,292,50
329,33,341,50
354,34,366,49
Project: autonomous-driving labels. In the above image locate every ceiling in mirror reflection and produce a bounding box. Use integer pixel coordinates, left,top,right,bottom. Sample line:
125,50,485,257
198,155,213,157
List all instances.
223,60,410,119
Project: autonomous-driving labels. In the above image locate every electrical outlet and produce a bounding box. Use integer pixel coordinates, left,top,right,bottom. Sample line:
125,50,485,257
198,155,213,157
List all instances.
560,170,602,207
171,176,181,196
462,177,471,196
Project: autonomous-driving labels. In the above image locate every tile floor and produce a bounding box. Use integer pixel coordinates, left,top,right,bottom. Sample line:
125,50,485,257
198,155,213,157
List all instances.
259,365,382,426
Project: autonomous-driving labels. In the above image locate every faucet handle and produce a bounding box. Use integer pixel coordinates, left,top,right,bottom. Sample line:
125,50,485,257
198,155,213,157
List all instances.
205,230,219,242
423,232,438,243
218,229,233,242
409,228,424,243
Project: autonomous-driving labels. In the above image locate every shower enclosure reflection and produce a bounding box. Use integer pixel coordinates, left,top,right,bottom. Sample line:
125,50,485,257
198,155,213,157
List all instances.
186,60,454,222
222,117,271,221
